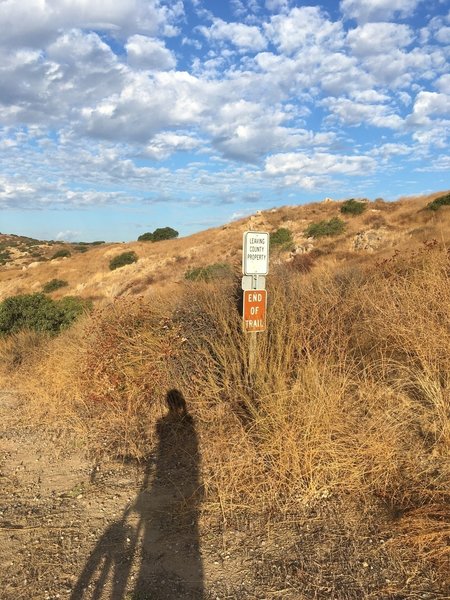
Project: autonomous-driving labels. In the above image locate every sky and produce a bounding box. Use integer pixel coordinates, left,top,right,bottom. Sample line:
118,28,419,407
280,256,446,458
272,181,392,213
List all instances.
0,0,449,242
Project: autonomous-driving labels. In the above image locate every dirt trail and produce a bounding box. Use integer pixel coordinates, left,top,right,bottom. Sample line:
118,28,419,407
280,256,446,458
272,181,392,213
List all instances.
0,390,296,600
1,389,449,600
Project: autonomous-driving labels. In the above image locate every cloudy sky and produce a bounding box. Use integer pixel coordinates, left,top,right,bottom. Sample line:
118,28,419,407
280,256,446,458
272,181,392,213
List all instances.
1,0,449,242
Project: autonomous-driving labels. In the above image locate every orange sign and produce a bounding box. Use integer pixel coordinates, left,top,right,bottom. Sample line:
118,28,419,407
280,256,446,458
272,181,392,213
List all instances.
243,290,267,332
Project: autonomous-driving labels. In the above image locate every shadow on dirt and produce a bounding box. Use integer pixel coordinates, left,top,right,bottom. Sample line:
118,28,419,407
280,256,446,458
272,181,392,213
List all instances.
70,389,204,600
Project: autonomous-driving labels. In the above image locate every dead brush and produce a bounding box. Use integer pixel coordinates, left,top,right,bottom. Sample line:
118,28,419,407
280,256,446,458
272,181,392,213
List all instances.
389,503,450,585
77,295,185,458
0,329,48,375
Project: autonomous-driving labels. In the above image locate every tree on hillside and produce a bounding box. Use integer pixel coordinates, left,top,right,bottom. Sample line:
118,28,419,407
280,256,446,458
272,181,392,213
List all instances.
138,227,178,242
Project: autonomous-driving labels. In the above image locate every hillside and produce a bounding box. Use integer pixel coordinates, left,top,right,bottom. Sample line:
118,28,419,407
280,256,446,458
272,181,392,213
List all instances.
1,191,450,302
1,191,450,599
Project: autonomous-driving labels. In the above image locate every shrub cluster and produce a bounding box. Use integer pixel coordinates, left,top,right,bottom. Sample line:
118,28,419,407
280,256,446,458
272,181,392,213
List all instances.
138,227,179,242
340,199,367,215
304,217,345,238
269,227,294,249
0,249,11,264
42,279,69,293
51,248,71,260
426,192,450,211
0,293,90,335
109,251,138,270
185,262,233,282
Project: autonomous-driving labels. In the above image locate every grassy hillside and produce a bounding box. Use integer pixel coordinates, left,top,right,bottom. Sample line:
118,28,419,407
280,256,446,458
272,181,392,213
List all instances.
2,191,450,303
1,191,450,597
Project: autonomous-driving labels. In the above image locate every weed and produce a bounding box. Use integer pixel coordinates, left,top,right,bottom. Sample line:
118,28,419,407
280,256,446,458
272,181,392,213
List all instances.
305,217,345,238
42,279,69,293
426,192,450,211
340,199,367,215
185,262,233,282
51,248,71,260
109,251,138,270
269,227,294,250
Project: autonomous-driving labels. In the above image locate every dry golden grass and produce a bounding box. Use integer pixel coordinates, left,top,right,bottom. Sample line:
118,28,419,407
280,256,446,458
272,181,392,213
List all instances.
2,190,450,304
2,193,450,588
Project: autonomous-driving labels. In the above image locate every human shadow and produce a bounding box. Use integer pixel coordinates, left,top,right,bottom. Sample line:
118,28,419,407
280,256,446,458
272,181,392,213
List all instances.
70,389,204,599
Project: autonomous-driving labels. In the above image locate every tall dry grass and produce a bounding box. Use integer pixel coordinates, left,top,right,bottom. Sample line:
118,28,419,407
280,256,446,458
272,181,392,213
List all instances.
2,241,449,578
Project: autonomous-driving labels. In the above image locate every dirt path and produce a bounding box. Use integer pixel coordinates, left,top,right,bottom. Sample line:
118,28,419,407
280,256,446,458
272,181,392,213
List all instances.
1,389,449,600
0,390,296,600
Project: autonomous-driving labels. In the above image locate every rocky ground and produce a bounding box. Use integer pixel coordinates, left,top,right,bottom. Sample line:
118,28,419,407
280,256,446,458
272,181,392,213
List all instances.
1,389,448,600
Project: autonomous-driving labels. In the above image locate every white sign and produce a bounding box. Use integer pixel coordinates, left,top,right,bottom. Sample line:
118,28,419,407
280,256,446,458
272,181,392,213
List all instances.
242,231,269,276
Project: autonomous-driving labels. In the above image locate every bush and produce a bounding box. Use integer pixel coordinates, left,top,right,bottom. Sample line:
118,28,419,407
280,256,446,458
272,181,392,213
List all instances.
0,293,90,335
185,262,233,282
0,249,11,264
138,227,179,242
137,232,154,241
305,217,345,238
340,199,367,215
51,248,71,260
270,228,294,249
109,251,138,270
426,193,450,211
290,253,315,273
42,279,68,293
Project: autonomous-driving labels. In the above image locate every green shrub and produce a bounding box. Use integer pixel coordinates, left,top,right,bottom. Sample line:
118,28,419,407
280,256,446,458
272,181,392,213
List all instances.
138,227,179,242
42,279,69,293
426,193,450,211
109,251,138,270
73,245,88,253
137,232,155,242
0,293,90,335
304,217,346,238
51,248,71,260
185,262,233,282
0,249,11,264
340,199,367,215
270,228,294,249
152,227,178,241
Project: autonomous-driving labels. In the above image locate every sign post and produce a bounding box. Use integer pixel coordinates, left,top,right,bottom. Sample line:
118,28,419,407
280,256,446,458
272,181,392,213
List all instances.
242,230,269,376
242,230,269,333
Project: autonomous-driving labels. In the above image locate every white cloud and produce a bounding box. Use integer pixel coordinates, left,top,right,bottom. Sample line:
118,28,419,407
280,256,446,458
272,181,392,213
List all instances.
340,0,421,23
0,0,184,48
56,230,81,241
265,151,376,179
435,26,450,45
125,35,176,70
436,74,450,94
265,6,344,54
416,155,450,171
408,90,450,126
347,23,413,57
199,18,267,51
265,0,289,12
371,143,414,159
322,97,403,128
144,132,202,160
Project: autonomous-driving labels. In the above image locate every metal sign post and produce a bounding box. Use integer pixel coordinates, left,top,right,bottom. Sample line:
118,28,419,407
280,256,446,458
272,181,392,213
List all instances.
242,231,269,377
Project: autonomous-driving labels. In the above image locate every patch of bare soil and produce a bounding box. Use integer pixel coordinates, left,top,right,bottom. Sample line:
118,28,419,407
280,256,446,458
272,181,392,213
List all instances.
1,389,448,600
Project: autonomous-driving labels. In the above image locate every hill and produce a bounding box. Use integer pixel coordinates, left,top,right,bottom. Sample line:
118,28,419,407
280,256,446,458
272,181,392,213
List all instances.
1,190,450,303
1,190,450,599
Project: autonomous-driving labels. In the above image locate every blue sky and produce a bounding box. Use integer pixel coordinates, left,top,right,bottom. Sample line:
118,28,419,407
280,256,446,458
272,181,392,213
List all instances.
0,0,449,242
